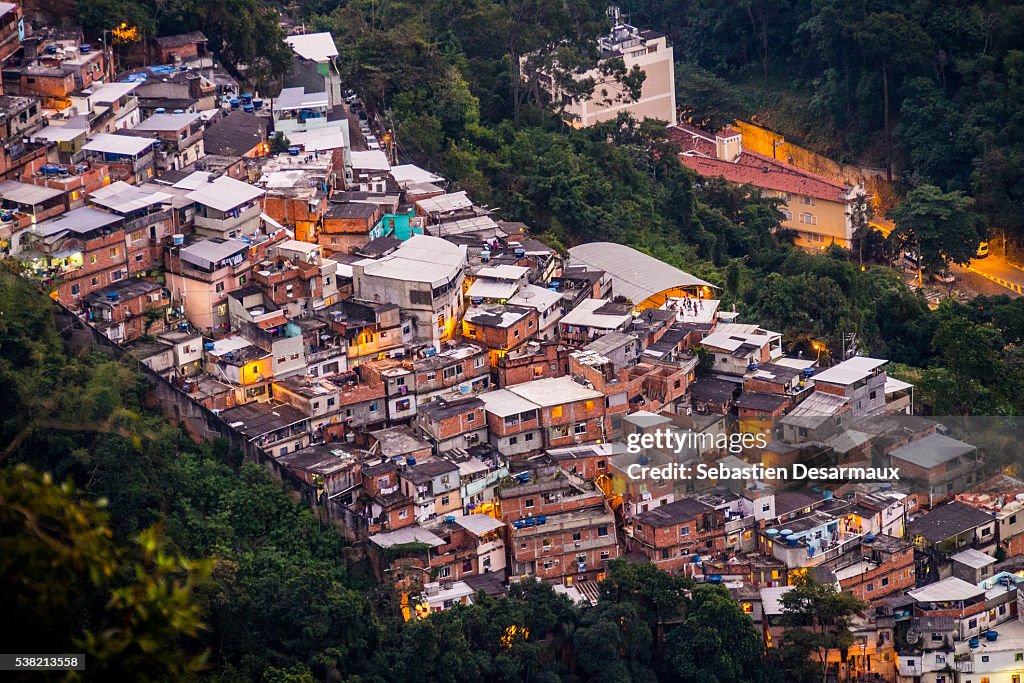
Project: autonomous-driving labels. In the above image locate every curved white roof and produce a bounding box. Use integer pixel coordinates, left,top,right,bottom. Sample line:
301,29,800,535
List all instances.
568,242,715,304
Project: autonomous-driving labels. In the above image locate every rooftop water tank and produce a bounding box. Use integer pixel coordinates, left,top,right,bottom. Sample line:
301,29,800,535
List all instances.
155,107,166,114
406,457,417,466
987,630,999,642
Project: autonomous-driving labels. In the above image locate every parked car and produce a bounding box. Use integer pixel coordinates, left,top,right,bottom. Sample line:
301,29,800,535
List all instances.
976,241,990,258
929,269,955,284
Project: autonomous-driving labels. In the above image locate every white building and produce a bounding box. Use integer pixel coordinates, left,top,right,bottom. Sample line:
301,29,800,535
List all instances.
540,8,676,127
352,235,467,345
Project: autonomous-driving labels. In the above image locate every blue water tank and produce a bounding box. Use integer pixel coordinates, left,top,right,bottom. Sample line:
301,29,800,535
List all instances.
987,630,999,642
969,637,980,648
203,341,215,351
243,104,255,113
230,98,240,109
803,367,815,378
288,146,301,156
536,516,547,525
406,457,417,467
444,515,456,524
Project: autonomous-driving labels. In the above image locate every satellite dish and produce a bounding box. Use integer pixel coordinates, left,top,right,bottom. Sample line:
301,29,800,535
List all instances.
906,629,920,644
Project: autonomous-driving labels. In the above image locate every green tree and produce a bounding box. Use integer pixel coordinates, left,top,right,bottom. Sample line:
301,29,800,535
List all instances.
853,12,933,176
663,585,766,683
778,577,866,683
0,465,210,679
887,184,984,273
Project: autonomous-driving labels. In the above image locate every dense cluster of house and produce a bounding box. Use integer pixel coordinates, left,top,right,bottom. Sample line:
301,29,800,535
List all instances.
3,8,1020,683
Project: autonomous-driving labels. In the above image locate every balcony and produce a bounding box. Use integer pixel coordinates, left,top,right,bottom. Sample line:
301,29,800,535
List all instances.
124,208,172,233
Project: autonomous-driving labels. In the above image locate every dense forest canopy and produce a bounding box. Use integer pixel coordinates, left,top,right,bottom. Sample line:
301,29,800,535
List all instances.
621,0,1024,243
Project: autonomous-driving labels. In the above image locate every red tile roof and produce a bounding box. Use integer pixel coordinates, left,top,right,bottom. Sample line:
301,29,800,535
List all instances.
667,124,853,203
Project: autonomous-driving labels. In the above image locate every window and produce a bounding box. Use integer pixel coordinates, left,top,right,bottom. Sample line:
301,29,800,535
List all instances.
600,550,610,560
762,503,771,512
70,284,81,296
110,270,124,282
935,655,945,664
438,566,451,579
474,356,486,368
598,526,609,537
551,406,563,418
525,498,534,509
543,560,554,569
573,423,587,435
398,509,408,519
109,246,119,257
981,655,990,663
509,436,518,445
866,582,873,592
661,549,670,560
524,433,534,442
327,397,336,407
799,195,816,206
369,402,378,412
780,208,792,221
1016,653,1023,662
679,526,690,537
968,618,978,629
215,282,225,293
881,577,889,586
584,400,594,411
441,495,450,506
542,538,551,549
572,532,582,542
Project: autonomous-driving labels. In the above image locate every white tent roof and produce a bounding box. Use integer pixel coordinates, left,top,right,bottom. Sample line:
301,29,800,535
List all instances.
568,242,715,304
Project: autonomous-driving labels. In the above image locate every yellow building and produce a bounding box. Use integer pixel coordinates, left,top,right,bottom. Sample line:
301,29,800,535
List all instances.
671,124,867,251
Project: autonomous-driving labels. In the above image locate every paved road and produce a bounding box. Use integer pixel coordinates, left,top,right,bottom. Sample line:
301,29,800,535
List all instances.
958,254,1024,297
